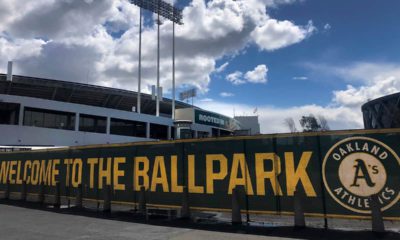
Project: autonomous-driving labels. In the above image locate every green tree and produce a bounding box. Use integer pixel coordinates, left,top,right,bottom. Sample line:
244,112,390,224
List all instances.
284,117,297,133
299,114,321,132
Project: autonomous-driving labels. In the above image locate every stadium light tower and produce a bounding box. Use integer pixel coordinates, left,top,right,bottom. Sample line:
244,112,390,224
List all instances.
130,0,183,118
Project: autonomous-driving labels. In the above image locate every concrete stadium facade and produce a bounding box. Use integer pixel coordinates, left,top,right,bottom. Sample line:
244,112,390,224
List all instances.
0,74,257,148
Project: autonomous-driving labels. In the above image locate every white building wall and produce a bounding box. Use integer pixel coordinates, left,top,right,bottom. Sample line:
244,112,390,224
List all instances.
234,116,261,135
0,94,223,146
0,94,173,146
0,125,148,146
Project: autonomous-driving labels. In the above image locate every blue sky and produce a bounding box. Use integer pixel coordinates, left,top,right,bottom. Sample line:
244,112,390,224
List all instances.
205,0,400,107
1,0,400,132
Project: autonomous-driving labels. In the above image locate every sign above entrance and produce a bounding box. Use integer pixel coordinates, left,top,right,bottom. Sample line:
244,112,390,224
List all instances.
194,109,230,129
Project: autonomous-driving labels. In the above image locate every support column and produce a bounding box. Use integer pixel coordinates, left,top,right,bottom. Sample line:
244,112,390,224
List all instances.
21,180,27,201
103,185,112,213
18,105,24,126
146,122,150,139
180,186,190,219
106,117,111,135
167,126,172,140
4,180,10,200
139,186,147,216
39,183,45,204
75,184,83,209
231,187,242,225
54,182,61,209
370,194,385,233
294,190,306,228
75,113,79,131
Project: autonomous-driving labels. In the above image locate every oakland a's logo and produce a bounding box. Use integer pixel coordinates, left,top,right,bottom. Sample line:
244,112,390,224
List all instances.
323,137,400,214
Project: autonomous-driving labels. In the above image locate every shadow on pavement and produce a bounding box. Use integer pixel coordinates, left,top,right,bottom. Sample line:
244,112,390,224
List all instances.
1,199,399,240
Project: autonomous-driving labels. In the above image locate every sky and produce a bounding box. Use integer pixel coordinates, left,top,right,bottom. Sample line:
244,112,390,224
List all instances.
1,0,400,133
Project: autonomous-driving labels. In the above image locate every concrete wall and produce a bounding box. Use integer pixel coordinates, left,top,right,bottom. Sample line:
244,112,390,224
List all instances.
234,116,260,135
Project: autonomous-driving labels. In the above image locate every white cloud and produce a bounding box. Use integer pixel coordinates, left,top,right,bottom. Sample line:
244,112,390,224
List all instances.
0,34,47,61
199,98,214,102
245,64,268,83
251,20,316,51
227,64,268,85
337,62,400,84
293,76,308,80
333,76,400,108
220,92,234,97
197,100,362,134
0,0,316,94
305,62,400,85
214,62,229,73
226,71,245,85
201,62,400,133
323,23,331,31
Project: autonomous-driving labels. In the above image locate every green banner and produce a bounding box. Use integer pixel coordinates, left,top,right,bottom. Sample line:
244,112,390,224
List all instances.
194,109,231,129
1,129,399,220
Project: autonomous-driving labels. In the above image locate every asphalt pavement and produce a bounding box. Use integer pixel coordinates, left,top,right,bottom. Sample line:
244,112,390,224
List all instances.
0,199,399,240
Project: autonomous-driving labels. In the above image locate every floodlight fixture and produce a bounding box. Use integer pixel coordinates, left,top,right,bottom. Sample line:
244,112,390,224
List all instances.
130,0,183,25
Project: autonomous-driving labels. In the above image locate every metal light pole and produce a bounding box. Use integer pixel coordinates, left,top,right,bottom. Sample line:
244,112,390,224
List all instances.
130,0,183,117
156,10,161,117
172,19,176,119
137,7,142,114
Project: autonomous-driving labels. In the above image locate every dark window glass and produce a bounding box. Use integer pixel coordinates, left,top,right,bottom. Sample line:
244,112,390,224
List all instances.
220,129,232,137
150,123,168,140
23,107,75,130
110,118,146,137
79,114,107,133
197,131,209,138
0,103,20,125
179,128,193,139
31,111,44,127
212,128,219,137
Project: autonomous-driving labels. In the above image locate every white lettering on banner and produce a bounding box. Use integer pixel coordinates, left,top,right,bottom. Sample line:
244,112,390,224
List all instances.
199,114,225,126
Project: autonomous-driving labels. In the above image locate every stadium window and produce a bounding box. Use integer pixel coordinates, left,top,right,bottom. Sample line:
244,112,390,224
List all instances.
23,107,75,130
220,129,232,137
197,131,209,138
110,118,146,137
179,128,193,139
79,114,107,133
150,123,168,140
0,103,20,125
212,128,219,137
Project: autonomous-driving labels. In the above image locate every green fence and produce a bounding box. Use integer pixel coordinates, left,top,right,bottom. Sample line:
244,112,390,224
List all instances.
1,129,399,220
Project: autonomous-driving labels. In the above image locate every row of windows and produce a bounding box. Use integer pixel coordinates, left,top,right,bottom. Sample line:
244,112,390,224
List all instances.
0,105,213,140
110,118,147,138
80,114,107,133
20,107,170,139
24,107,75,130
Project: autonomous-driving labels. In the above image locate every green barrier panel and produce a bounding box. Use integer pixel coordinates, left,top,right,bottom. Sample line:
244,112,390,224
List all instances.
1,129,399,220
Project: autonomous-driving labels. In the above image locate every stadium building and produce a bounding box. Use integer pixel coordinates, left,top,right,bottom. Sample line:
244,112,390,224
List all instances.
0,71,259,149
362,92,400,129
